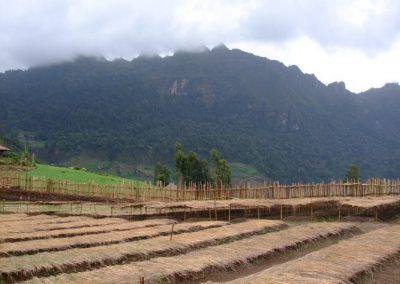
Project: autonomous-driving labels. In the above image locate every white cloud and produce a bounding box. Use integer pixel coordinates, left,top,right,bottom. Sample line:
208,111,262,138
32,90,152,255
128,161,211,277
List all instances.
0,0,398,92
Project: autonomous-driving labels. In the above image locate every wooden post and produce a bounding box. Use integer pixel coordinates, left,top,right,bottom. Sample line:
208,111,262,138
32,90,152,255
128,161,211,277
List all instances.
209,209,212,221
170,223,175,241
215,207,218,221
375,208,378,221
338,205,341,221
257,207,260,219
183,207,186,221
280,205,283,220
310,206,313,221
228,205,231,223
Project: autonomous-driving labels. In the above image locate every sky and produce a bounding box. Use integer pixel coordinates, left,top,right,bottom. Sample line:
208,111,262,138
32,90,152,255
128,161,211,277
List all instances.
0,0,399,92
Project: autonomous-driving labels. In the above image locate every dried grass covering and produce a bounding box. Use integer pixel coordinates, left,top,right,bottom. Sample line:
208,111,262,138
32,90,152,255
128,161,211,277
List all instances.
2,216,127,234
0,215,59,228
0,220,285,282
144,196,400,212
339,196,400,209
0,216,95,232
0,218,176,243
0,213,29,222
0,220,222,256
228,225,400,283
23,222,358,284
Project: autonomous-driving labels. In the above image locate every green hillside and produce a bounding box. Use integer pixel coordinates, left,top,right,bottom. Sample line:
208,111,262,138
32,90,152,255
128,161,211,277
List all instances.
26,164,144,186
0,45,399,182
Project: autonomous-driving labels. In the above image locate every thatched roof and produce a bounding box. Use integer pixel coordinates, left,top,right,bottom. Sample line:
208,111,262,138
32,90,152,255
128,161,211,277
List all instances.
0,144,10,151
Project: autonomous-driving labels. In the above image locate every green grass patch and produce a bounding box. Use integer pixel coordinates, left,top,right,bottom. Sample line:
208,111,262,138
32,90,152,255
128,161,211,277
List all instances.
230,162,268,182
26,164,145,186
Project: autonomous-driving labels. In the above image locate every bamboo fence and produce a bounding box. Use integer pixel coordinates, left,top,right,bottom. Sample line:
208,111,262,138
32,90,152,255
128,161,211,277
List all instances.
1,174,400,202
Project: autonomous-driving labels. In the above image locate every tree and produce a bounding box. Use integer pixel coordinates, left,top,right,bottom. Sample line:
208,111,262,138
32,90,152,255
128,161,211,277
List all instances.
210,149,231,187
344,164,360,182
153,162,170,186
174,143,210,187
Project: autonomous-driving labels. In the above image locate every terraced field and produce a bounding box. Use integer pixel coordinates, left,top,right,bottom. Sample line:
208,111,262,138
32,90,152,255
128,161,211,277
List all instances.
0,213,399,283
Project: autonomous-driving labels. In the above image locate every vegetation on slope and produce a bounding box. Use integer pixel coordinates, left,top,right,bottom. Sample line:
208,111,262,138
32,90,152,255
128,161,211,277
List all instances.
0,46,399,182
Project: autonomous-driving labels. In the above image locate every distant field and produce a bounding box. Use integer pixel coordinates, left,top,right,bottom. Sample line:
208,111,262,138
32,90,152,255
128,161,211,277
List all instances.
26,164,143,186
230,162,267,183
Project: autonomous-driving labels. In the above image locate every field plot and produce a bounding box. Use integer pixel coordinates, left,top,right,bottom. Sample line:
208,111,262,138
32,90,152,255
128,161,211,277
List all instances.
1,210,400,283
27,222,357,283
0,219,284,282
1,216,128,234
0,218,175,243
0,220,227,256
228,225,400,283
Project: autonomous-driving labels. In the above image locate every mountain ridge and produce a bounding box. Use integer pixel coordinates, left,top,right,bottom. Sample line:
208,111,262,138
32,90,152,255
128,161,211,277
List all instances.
0,46,399,182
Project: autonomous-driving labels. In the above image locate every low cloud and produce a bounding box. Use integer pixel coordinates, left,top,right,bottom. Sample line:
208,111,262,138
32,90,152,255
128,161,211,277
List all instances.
0,0,398,91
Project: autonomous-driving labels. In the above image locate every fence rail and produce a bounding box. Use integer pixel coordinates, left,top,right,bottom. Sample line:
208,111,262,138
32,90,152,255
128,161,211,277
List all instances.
1,174,400,202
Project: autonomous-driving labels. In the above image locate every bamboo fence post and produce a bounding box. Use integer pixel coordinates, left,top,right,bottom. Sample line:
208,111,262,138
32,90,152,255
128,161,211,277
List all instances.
170,223,175,241
310,206,314,221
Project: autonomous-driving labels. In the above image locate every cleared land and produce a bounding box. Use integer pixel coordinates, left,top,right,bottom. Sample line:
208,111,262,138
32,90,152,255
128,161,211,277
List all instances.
227,225,400,283
0,220,284,282
26,222,357,283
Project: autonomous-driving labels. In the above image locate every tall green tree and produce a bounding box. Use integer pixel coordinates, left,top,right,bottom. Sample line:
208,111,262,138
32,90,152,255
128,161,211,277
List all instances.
344,164,360,182
210,149,231,187
153,162,170,186
174,143,210,187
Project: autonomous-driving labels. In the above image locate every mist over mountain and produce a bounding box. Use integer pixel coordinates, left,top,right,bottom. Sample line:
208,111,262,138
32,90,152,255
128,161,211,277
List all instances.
0,45,399,182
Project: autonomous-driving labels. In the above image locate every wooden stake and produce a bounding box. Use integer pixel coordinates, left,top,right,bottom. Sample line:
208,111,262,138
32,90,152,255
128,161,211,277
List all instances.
310,206,313,221
280,205,283,220
228,205,231,223
338,205,341,221
257,207,260,219
170,223,175,241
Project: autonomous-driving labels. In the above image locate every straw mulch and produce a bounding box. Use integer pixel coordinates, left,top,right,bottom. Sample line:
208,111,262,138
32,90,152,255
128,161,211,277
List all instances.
0,214,59,227
0,220,285,282
145,196,400,213
0,218,176,243
2,216,127,234
0,220,224,256
0,213,29,222
0,216,95,231
339,196,400,209
227,225,400,283
23,222,358,284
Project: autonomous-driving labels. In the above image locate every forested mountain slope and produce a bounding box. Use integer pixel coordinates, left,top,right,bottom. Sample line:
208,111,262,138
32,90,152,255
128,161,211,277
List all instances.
0,45,399,182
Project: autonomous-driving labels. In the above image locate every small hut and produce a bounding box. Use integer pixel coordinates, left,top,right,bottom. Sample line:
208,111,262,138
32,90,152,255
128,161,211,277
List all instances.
0,145,10,156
